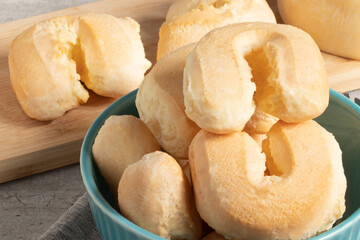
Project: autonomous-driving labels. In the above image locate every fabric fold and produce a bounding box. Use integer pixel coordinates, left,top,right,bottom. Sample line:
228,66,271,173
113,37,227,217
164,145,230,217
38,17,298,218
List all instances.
39,193,101,240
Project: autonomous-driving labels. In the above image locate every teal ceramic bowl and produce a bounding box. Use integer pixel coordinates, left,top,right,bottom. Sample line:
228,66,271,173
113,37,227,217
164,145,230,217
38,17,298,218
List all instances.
80,89,360,240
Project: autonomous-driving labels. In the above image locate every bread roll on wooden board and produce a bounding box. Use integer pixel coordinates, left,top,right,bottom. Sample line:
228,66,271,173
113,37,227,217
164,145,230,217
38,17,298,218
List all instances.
0,0,173,183
0,0,359,183
278,0,360,61
267,0,360,92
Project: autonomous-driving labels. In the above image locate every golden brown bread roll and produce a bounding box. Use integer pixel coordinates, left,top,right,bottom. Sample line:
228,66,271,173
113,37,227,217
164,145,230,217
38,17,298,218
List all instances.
183,22,329,134
9,14,150,121
92,115,160,196
157,0,276,60
77,14,151,97
189,120,346,240
136,44,200,159
9,16,88,121
278,0,360,60
118,151,202,240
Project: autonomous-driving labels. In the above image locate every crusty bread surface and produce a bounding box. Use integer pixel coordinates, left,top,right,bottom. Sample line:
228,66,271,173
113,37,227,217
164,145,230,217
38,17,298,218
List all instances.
136,43,200,159
157,0,276,60
77,14,151,97
278,0,360,60
189,120,346,240
92,115,160,197
118,151,202,240
9,16,88,121
183,22,329,134
9,14,150,121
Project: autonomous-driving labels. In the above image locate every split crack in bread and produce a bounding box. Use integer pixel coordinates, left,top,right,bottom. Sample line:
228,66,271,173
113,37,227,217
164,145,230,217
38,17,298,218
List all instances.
9,16,86,121
157,0,276,60
183,22,329,134
249,133,266,148
136,44,200,159
244,106,278,134
176,158,192,186
189,120,346,240
9,14,151,121
92,115,160,198
118,151,202,240
278,0,360,60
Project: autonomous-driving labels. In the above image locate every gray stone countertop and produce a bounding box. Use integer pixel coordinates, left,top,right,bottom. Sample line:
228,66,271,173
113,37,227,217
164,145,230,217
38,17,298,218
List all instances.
0,1,96,239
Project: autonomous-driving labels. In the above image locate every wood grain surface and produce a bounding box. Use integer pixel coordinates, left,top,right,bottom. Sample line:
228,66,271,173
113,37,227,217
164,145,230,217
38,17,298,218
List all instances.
0,0,359,183
0,0,173,183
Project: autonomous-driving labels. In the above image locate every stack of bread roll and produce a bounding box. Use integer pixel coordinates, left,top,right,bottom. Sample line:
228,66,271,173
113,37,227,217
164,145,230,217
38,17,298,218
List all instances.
91,0,347,239
157,0,276,60
11,1,360,122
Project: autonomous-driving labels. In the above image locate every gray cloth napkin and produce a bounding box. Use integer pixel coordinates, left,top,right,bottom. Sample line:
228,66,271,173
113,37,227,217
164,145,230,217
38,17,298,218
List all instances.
39,194,102,240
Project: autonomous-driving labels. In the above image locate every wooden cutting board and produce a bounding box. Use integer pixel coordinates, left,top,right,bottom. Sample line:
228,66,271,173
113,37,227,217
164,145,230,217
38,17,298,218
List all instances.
0,0,359,183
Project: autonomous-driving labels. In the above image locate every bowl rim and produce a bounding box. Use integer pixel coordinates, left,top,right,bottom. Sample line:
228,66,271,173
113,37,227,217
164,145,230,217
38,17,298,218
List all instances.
80,89,360,239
